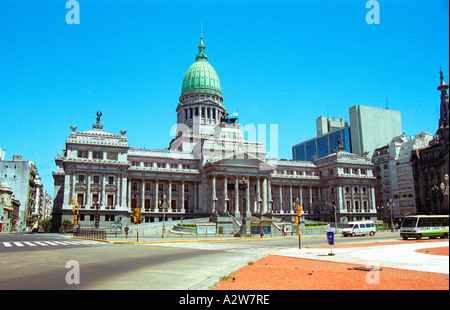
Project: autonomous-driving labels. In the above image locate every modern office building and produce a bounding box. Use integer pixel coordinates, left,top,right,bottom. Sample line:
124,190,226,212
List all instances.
292,117,351,161
293,106,403,161
349,105,403,158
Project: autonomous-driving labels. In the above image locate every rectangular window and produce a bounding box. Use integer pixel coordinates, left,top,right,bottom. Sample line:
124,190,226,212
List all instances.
107,152,118,160
77,150,88,158
77,193,84,206
92,194,99,204
107,195,114,207
93,151,103,159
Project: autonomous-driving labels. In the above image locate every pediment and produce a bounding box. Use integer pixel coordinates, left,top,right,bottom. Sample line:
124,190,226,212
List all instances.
204,151,275,171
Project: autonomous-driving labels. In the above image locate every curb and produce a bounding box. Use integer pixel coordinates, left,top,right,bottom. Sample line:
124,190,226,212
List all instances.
71,232,399,245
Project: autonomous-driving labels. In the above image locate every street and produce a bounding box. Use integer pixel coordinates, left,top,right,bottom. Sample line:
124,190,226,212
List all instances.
0,232,402,290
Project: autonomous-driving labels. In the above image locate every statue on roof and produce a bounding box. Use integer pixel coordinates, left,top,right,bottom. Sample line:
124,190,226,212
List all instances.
96,111,103,124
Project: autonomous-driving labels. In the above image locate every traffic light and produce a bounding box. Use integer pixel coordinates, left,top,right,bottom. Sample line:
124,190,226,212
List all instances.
134,208,140,223
297,205,302,217
294,216,299,224
71,198,76,212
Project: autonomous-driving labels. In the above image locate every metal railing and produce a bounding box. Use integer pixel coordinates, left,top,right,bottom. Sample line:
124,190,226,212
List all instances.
74,229,107,241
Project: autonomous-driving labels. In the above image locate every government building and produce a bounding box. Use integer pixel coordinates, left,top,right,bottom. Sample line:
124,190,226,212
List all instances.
51,36,377,232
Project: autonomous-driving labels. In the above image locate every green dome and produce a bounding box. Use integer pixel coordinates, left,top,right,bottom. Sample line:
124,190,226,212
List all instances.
181,38,222,97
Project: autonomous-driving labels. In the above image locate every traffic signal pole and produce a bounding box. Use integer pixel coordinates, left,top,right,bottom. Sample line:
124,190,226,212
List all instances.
134,208,140,242
296,204,302,249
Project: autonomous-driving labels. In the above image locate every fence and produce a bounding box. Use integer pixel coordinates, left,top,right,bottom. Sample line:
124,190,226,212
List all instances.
74,228,107,241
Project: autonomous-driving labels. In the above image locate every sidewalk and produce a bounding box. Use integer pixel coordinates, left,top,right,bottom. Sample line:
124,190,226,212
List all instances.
275,240,449,274
213,239,449,290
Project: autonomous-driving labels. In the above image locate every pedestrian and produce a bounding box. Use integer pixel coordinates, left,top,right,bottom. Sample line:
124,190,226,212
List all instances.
124,225,129,239
260,226,264,238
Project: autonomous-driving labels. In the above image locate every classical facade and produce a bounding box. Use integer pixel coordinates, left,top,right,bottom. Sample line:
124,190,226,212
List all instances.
52,36,377,231
411,70,450,215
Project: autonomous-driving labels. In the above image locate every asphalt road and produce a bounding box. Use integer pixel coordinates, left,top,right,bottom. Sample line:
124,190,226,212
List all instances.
0,232,400,290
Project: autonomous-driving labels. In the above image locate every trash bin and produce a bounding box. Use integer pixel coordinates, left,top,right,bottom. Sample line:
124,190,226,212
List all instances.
326,231,335,245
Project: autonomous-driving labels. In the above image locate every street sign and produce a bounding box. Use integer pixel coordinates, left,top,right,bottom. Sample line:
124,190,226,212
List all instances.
110,223,122,232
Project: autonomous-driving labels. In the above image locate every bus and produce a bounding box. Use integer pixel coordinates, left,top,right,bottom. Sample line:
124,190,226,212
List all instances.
400,215,449,240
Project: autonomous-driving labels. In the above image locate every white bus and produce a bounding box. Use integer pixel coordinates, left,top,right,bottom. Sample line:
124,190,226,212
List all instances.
400,215,449,240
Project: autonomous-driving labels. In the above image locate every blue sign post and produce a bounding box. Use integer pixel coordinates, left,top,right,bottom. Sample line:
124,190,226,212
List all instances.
326,231,335,256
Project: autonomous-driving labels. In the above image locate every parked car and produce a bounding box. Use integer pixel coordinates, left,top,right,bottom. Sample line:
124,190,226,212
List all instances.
342,221,376,237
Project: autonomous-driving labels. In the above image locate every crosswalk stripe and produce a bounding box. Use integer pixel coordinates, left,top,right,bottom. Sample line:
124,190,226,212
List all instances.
1,239,102,248
32,242,48,246
42,241,60,246
52,241,70,245
23,242,37,247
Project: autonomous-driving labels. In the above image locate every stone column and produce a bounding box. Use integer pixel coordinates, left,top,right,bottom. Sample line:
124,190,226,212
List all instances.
212,175,216,214
70,172,76,204
181,180,185,212
246,177,251,217
141,179,145,209
279,185,284,214
267,178,272,213
168,180,172,212
299,186,303,207
63,172,71,208
235,175,240,217
289,185,293,213
309,186,313,213
223,176,228,213
116,173,120,209
262,177,267,214
256,177,261,213
87,173,91,207
154,180,159,212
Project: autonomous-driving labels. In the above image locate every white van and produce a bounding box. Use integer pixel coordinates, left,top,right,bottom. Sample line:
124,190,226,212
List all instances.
342,221,376,237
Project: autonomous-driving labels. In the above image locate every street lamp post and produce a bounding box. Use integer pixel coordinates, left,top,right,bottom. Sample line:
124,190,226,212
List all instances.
440,174,449,197
441,174,449,213
323,201,338,233
387,199,394,232
159,194,168,238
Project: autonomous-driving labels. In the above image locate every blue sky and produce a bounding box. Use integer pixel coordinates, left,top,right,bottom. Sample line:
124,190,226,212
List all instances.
0,0,448,194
